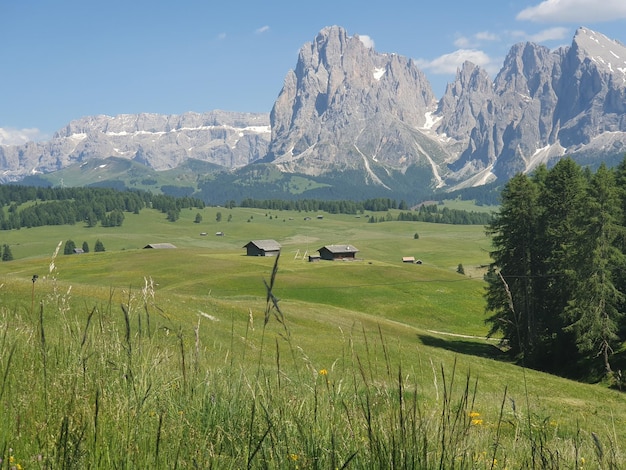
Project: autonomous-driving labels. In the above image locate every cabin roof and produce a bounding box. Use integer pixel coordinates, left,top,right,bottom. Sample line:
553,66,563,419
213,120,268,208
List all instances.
244,239,282,251
144,243,177,249
319,244,359,254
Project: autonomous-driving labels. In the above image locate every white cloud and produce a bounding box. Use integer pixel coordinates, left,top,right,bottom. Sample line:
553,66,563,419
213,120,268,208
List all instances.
528,27,569,42
417,49,493,75
0,128,45,145
517,0,626,23
454,36,471,48
475,31,499,42
255,25,270,34
357,34,375,49
217,32,226,40
454,31,499,49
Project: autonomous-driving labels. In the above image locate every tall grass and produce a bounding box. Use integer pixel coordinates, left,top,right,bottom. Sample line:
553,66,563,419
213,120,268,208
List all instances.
0,255,622,469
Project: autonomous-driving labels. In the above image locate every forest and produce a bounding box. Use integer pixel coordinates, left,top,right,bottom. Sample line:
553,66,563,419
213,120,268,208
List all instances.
486,157,626,385
0,186,205,230
369,205,493,225
239,197,410,213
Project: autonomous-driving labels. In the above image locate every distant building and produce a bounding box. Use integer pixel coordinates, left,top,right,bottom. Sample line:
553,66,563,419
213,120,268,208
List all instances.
402,256,416,263
73,248,85,254
243,239,282,257
317,244,359,261
143,243,177,249
215,231,225,236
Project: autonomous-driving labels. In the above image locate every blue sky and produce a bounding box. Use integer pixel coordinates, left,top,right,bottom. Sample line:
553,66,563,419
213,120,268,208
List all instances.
1,0,626,144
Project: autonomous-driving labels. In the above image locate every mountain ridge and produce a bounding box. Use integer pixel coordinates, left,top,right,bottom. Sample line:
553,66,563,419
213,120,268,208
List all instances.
2,25,626,200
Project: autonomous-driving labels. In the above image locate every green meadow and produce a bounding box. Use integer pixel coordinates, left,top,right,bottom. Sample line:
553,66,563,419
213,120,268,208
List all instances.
0,205,624,468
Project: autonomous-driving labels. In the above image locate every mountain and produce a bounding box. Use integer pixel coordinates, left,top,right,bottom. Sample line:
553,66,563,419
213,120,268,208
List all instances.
2,26,626,200
265,26,443,189
0,111,270,181
441,27,626,188
265,26,626,192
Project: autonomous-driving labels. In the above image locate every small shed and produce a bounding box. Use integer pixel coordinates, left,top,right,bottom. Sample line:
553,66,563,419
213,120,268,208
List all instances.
144,243,177,249
317,244,359,261
243,239,282,257
402,256,416,263
215,231,225,236
73,248,85,254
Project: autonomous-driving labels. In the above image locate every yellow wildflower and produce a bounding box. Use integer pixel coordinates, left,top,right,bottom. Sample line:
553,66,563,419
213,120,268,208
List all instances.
319,369,328,376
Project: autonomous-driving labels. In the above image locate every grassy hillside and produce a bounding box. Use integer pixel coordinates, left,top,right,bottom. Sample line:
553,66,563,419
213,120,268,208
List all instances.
0,206,623,468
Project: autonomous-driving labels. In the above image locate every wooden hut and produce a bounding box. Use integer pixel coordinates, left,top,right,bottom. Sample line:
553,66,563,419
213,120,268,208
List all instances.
243,239,282,257
317,244,359,261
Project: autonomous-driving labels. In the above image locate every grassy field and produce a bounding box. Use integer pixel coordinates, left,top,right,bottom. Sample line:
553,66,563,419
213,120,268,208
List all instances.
0,206,624,468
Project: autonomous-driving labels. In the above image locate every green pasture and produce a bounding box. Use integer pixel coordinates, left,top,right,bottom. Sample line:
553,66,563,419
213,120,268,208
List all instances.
1,206,625,467
0,206,492,335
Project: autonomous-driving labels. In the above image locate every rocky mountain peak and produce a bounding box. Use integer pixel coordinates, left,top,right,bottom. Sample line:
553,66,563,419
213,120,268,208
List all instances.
267,25,438,180
571,27,626,81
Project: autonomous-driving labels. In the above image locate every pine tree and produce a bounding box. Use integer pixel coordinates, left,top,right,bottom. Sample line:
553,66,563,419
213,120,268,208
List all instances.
564,164,625,378
94,239,105,252
82,241,90,253
485,172,543,363
64,240,76,255
538,158,588,371
2,244,13,261
166,209,179,222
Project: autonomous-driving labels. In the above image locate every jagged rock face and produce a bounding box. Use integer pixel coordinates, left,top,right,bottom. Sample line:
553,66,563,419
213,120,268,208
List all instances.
267,26,442,181
439,27,626,185
0,111,270,182
268,25,626,190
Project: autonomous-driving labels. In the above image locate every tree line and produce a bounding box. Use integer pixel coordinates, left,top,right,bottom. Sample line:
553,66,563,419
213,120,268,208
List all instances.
368,205,493,225
239,197,409,214
0,185,205,230
486,157,626,384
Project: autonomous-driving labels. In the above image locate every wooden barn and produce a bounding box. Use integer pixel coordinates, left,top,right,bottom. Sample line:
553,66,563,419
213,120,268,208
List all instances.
243,239,282,257
317,244,359,261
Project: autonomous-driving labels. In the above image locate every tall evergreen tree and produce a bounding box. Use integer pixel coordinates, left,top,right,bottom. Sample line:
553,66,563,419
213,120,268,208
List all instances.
564,164,625,378
486,172,543,363
537,158,588,371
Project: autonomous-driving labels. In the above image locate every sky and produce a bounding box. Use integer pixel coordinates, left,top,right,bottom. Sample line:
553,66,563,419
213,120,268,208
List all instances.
1,0,626,145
